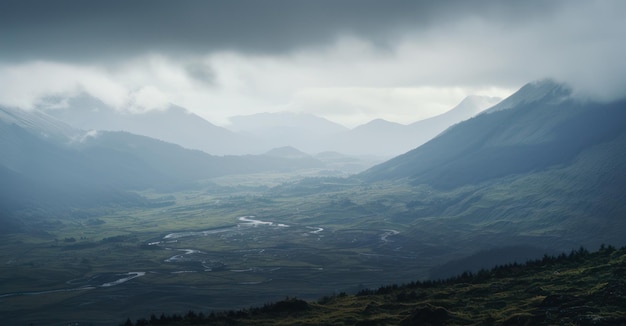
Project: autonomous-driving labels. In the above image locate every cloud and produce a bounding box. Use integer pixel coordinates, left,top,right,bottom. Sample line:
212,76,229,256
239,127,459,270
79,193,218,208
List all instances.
0,1,624,127
72,129,100,144
0,62,127,109
130,86,170,113
0,57,183,113
0,0,565,62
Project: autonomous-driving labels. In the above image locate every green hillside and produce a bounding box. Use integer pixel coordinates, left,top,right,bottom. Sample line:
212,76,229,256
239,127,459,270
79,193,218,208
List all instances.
123,245,626,325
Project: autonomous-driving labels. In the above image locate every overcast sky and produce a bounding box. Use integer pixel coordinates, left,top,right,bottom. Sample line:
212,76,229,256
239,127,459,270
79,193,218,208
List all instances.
1,0,625,127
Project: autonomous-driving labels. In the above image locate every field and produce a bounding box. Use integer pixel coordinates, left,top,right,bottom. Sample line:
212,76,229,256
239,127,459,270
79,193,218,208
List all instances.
0,174,434,325
126,245,626,325
1,166,623,325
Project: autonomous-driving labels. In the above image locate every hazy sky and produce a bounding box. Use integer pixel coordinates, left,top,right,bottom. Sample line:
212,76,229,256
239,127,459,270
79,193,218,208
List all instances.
1,0,625,127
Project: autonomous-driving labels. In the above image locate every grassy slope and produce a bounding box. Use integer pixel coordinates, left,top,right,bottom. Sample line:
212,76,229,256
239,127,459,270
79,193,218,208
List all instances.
126,246,626,325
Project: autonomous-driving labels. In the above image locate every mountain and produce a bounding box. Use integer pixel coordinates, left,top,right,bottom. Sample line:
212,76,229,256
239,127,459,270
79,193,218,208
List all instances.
39,94,253,155
361,79,626,188
0,114,151,229
1,105,220,193
0,111,331,193
264,146,312,159
405,95,502,146
39,93,498,158
482,78,571,114
76,132,328,180
0,104,81,144
324,95,501,157
226,112,349,153
355,79,626,250
0,106,338,228
224,99,500,158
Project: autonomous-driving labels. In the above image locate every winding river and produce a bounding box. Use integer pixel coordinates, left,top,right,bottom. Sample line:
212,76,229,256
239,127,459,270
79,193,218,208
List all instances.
1,216,401,299
380,229,400,242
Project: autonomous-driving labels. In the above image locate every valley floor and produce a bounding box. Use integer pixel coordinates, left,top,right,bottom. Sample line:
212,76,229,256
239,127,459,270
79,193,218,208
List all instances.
1,173,624,325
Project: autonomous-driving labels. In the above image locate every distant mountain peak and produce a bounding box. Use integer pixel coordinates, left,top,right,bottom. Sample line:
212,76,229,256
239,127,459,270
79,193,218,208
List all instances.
265,146,309,158
366,118,402,125
483,79,571,114
352,118,405,132
433,95,502,121
458,95,502,109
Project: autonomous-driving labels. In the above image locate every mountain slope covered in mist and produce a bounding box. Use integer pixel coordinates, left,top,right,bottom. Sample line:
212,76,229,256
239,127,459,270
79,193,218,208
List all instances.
0,106,326,228
40,94,253,155
362,80,626,188
324,95,501,156
37,93,500,158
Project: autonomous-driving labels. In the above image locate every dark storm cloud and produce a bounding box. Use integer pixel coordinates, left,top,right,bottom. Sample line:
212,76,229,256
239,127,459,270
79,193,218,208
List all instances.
0,0,563,62
2,0,623,126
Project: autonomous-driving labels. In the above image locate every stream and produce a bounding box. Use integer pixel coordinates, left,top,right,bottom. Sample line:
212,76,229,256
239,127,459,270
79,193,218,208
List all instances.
1,216,400,299
153,216,293,271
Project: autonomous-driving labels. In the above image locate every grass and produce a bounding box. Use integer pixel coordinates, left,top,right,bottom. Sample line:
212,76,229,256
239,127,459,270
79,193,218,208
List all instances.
0,183,437,325
123,246,626,325
1,161,625,325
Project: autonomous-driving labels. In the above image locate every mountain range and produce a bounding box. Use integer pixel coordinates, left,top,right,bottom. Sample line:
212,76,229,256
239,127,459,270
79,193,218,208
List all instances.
322,95,502,156
38,94,252,155
4,79,624,240
38,93,499,157
0,106,334,230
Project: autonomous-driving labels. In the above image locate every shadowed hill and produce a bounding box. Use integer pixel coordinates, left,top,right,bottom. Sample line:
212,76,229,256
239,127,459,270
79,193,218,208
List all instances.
123,245,626,325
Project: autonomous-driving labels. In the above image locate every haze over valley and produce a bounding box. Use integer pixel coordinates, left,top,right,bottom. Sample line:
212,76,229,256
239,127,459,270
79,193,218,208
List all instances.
1,1,625,325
